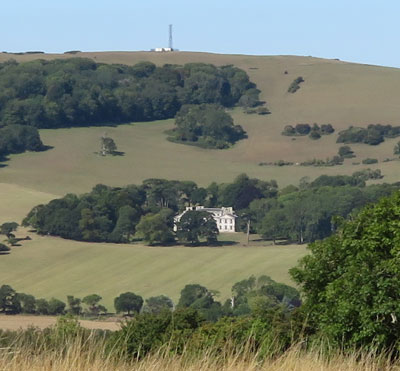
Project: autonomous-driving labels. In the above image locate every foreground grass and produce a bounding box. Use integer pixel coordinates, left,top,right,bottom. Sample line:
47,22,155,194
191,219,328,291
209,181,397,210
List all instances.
0,339,397,371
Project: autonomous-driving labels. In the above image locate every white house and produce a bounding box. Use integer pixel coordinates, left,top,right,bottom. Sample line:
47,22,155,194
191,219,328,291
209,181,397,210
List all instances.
174,206,237,233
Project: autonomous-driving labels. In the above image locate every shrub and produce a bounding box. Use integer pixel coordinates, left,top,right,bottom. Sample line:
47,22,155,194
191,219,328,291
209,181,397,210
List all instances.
362,158,378,164
287,76,304,93
0,243,10,254
295,123,311,135
338,146,355,158
281,125,296,136
309,130,321,140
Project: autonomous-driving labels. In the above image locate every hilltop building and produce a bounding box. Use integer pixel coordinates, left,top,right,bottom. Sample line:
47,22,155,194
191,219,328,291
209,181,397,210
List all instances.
174,206,237,233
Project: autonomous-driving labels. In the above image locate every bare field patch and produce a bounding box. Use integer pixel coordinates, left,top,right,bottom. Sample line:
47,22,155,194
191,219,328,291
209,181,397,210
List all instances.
0,314,120,331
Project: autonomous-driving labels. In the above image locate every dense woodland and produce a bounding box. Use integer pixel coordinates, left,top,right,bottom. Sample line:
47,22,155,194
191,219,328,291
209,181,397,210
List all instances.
0,58,259,154
22,173,400,245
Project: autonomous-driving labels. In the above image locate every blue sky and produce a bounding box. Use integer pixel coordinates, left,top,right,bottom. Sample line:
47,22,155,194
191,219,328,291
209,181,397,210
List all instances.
2,0,400,67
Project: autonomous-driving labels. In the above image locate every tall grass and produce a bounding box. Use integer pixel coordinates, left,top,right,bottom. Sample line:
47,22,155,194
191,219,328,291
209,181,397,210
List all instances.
0,330,399,371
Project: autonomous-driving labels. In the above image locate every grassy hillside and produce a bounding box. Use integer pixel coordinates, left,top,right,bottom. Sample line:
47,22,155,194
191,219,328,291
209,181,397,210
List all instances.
1,51,400,195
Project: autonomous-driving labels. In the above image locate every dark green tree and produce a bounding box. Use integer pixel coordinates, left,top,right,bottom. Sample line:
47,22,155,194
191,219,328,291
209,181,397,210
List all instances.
135,211,174,245
0,285,21,314
0,222,19,238
82,294,104,315
47,298,66,315
114,292,143,315
176,210,218,245
67,295,82,316
142,295,174,314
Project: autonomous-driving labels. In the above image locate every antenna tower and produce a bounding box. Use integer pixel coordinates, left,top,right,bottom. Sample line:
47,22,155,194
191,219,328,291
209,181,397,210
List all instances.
169,24,173,50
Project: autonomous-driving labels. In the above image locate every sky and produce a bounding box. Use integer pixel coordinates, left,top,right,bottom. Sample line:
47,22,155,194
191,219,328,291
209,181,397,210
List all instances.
2,0,400,67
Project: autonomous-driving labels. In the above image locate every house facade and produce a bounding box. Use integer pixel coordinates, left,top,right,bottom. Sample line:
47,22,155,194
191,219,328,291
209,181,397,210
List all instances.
174,206,237,233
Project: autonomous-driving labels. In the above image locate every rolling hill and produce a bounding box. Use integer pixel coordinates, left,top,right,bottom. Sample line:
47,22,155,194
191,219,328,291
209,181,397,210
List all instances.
0,51,400,308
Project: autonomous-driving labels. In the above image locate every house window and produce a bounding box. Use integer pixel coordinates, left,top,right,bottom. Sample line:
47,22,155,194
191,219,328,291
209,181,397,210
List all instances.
230,226,232,230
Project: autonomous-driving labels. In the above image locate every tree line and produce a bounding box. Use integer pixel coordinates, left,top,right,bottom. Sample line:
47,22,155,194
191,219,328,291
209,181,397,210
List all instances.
20,172,400,245
0,274,299,322
0,58,258,129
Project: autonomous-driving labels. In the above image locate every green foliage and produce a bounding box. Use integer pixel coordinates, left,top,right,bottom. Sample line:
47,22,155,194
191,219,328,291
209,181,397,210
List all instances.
16,293,36,314
100,135,117,156
287,76,304,93
82,294,104,315
114,292,143,315
394,141,400,156
0,285,21,314
66,295,82,315
176,210,219,245
290,191,400,350
0,222,18,237
47,298,66,315
337,124,400,145
362,157,378,164
338,145,355,158
282,123,334,138
0,59,257,129
170,104,246,149
142,295,174,314
0,124,44,159
135,210,175,245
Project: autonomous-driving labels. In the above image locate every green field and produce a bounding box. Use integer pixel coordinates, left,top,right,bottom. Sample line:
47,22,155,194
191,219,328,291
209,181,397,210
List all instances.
0,231,306,311
1,51,400,309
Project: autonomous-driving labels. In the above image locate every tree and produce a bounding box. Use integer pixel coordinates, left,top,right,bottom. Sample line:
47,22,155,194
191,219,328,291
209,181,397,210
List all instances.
36,299,49,315
290,191,400,350
338,145,355,158
47,298,66,315
142,295,174,314
176,210,219,245
0,222,18,238
0,285,21,314
136,211,175,245
82,294,104,315
114,292,143,315
17,293,36,314
67,295,82,316
394,141,400,156
100,135,117,155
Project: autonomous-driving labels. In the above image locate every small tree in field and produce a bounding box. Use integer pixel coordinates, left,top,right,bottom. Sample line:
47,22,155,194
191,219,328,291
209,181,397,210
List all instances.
100,134,117,155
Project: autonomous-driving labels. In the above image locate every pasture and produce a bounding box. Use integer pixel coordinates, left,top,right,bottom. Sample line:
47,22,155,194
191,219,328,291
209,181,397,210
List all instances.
0,232,306,311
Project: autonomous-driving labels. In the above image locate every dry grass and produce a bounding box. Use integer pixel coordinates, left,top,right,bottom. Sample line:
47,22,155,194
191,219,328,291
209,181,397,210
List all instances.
0,315,120,331
0,339,399,371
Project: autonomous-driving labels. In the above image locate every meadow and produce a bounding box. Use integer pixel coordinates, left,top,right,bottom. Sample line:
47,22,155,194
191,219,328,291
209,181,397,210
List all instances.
0,229,306,311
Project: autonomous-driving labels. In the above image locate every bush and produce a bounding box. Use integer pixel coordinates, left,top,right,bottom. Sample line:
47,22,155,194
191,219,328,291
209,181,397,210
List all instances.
295,123,311,135
338,146,355,158
309,130,321,140
0,243,10,254
287,76,304,93
362,158,378,164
